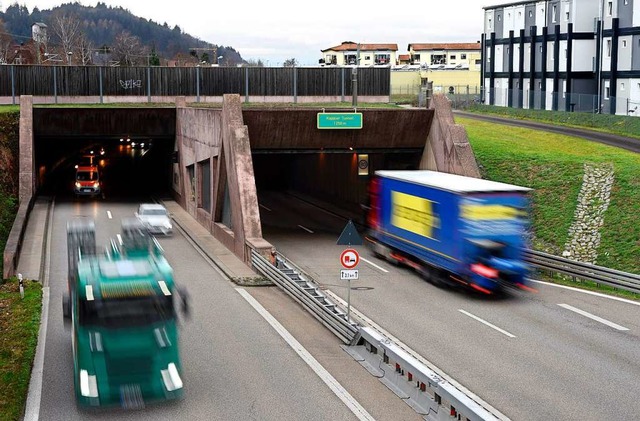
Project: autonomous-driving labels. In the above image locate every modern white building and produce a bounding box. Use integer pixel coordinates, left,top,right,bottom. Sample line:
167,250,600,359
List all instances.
482,0,640,116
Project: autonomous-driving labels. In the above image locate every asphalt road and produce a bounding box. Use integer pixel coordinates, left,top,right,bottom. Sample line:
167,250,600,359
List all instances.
259,190,640,421
29,147,420,420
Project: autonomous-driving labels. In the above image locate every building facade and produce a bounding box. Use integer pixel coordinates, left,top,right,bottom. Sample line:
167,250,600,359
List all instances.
320,42,398,66
482,0,640,116
407,43,482,70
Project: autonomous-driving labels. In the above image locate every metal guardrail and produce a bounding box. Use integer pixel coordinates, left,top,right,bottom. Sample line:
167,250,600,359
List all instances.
524,249,640,294
250,249,358,344
251,248,509,420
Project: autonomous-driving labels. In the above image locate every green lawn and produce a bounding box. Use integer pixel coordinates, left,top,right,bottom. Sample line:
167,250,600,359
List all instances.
459,116,640,274
0,277,42,421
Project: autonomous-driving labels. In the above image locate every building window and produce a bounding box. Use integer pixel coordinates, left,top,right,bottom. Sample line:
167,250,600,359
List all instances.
552,5,557,22
622,40,627,48
607,39,611,57
565,48,568,58
565,11,570,21
450,55,456,60
364,55,371,60
498,14,501,21
540,46,543,53
620,82,625,90
461,54,466,59
374,54,390,65
563,81,566,98
538,81,542,89
488,18,492,29
604,81,610,99
529,10,533,18
518,11,522,18
607,1,612,16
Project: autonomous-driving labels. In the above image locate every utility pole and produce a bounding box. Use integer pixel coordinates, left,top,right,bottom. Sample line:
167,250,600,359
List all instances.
352,43,360,107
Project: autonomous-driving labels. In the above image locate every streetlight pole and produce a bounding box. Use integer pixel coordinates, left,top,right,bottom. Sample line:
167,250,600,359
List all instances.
352,43,360,107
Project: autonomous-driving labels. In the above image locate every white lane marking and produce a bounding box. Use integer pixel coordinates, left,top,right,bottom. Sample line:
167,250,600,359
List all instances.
106,210,112,219
259,204,272,212
236,288,375,421
298,224,314,234
459,309,516,338
360,257,389,273
530,279,640,307
24,287,49,421
116,234,123,245
558,303,630,331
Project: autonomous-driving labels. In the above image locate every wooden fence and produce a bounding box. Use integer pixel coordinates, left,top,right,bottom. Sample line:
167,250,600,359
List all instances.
0,65,390,100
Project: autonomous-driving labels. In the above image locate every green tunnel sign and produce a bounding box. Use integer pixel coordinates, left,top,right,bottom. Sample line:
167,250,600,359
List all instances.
317,112,363,129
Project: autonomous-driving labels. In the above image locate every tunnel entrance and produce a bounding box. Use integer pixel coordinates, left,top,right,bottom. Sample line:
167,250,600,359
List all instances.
32,108,176,202
252,150,423,234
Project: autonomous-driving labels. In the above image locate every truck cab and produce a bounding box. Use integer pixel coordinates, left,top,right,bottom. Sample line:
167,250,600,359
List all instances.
63,219,188,408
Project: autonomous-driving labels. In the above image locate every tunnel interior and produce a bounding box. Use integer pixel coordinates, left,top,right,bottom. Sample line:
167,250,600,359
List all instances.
33,108,176,202
252,150,423,231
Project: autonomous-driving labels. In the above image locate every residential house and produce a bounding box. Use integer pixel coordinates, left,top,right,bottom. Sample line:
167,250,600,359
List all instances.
407,43,482,70
320,41,398,66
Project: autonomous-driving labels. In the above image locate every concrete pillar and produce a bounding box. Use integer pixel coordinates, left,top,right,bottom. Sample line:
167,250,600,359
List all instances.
19,96,34,204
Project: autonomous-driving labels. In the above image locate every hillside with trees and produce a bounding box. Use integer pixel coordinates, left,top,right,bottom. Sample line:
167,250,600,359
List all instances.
0,2,245,66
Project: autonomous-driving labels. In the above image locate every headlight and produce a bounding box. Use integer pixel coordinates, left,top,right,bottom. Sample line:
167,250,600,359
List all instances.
161,363,183,391
93,181,100,188
79,369,99,397
75,182,81,188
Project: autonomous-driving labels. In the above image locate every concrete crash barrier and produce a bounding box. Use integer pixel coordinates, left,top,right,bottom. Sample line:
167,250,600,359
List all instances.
345,327,507,421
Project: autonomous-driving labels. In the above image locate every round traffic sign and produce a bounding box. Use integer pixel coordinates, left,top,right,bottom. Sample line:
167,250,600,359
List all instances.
340,248,359,269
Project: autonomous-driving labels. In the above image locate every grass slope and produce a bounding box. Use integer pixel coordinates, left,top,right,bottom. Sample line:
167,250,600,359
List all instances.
460,116,640,274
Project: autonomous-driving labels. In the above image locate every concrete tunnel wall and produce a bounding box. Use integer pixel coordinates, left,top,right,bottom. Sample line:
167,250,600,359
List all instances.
4,93,480,278
173,93,480,265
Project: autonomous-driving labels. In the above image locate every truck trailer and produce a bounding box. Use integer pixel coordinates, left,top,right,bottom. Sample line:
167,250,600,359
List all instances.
366,170,533,294
63,218,189,408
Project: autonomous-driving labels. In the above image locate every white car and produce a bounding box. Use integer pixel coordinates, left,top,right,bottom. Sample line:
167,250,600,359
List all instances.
135,204,173,235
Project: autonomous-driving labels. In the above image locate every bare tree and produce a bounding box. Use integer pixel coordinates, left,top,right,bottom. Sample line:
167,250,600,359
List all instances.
48,12,82,65
283,58,298,67
77,33,94,65
111,31,146,66
0,20,13,64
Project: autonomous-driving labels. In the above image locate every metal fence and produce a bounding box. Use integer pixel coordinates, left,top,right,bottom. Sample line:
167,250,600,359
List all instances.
0,65,391,103
482,87,640,117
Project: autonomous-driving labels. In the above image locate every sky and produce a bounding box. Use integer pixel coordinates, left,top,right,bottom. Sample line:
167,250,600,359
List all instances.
1,0,502,65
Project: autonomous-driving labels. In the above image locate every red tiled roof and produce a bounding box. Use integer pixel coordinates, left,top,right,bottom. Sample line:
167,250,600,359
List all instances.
322,42,398,52
408,43,481,51
398,54,410,60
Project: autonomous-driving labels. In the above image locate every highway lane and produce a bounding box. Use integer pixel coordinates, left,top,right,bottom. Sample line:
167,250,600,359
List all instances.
34,198,392,421
259,190,640,421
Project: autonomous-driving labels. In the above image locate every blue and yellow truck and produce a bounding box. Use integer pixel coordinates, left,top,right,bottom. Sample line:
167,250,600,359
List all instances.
366,170,533,294
63,218,189,408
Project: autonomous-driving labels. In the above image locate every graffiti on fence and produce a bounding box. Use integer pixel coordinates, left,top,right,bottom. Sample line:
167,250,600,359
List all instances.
119,79,142,89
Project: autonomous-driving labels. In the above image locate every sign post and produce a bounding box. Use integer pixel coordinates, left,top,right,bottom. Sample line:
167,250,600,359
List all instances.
340,248,359,322
337,222,363,323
